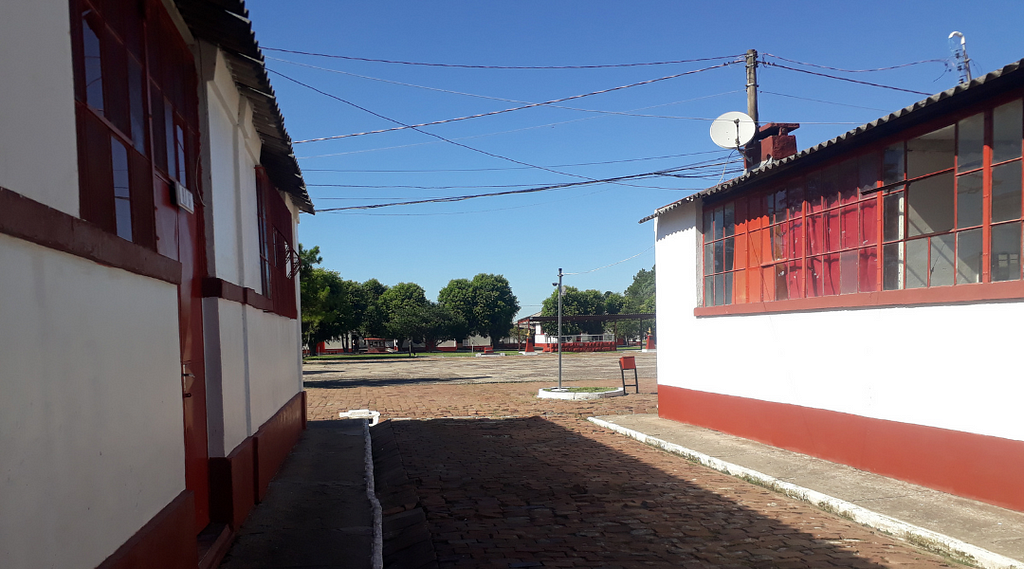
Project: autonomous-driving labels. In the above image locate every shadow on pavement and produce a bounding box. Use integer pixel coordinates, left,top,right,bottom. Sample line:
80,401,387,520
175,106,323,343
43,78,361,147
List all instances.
373,416,944,569
305,376,491,389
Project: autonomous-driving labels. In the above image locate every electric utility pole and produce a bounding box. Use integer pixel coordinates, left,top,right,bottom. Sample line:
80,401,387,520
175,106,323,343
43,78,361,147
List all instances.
553,268,564,389
745,49,760,168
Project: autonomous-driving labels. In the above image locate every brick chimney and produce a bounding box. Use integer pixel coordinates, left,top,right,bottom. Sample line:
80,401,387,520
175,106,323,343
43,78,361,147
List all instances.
744,123,799,169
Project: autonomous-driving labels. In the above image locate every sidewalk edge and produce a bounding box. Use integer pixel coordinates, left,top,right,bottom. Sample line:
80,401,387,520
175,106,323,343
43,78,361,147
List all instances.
363,419,384,569
587,416,1023,569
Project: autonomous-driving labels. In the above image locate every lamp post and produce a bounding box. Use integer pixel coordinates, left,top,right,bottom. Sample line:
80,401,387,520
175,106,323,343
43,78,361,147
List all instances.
558,268,563,390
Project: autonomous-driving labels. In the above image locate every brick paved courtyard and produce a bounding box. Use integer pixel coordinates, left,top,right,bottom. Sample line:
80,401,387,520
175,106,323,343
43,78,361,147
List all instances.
303,353,953,568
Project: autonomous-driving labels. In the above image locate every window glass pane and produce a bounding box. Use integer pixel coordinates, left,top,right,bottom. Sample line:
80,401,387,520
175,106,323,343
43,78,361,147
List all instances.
839,251,858,294
787,260,803,300
773,189,787,224
151,85,167,172
905,238,929,288
165,104,176,179
956,228,982,284
723,237,734,271
822,166,840,208
907,125,955,178
722,273,733,305
991,161,1022,223
774,265,788,301
704,243,714,275
807,213,824,256
840,205,859,249
860,198,877,246
859,247,878,292
723,202,735,237
734,270,747,304
128,58,146,154
111,137,132,241
907,172,954,236
930,233,955,287
734,197,747,233
957,113,984,172
859,153,878,194
771,223,786,260
714,274,725,305
176,123,187,186
822,254,840,296
789,217,804,260
806,172,823,213
883,242,904,290
993,99,1023,164
714,240,723,273
882,143,904,185
83,13,104,113
788,184,804,218
883,190,904,242
703,208,713,238
704,277,714,307
825,209,841,252
839,159,859,204
957,172,984,228
714,207,724,240
807,256,822,297
991,222,1022,282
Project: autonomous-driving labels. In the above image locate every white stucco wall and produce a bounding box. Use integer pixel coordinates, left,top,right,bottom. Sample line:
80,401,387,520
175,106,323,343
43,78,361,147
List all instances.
0,0,79,215
247,306,303,430
654,201,1024,444
0,235,184,569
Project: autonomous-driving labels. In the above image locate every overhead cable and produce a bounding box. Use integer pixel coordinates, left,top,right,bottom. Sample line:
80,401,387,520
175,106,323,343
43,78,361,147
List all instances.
563,246,654,275
764,62,932,96
270,56,726,122
261,47,744,69
289,60,742,143
762,53,948,73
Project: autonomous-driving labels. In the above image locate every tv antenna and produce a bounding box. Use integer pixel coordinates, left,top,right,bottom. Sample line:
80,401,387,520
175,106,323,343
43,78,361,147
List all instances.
709,111,756,149
949,31,972,83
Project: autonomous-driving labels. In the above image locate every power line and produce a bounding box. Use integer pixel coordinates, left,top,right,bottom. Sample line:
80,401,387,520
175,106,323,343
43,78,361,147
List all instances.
764,62,932,96
261,47,744,69
290,60,741,143
761,90,892,113
269,57,727,121
564,246,654,275
302,149,730,173
762,53,948,73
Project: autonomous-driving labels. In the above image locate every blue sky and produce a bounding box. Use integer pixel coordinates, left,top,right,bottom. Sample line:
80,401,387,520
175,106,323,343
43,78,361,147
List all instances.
245,0,1024,317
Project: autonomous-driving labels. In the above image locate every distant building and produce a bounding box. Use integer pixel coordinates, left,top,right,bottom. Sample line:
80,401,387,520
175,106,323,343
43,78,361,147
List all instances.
1,1,313,567
645,60,1024,512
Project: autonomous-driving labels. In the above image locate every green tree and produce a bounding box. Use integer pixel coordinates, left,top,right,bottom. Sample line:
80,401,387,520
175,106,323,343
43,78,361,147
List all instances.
300,266,352,354
619,266,656,341
379,282,428,353
469,274,520,348
359,278,389,339
422,301,468,349
438,274,520,348
540,286,606,336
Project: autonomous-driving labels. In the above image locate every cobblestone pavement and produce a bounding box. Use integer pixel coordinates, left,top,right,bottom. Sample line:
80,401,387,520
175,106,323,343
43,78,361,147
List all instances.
304,353,953,568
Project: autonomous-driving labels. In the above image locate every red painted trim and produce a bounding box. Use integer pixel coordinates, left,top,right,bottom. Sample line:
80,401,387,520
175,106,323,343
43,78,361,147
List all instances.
96,490,197,569
0,186,181,285
695,279,1024,317
209,437,255,530
201,277,276,313
659,385,1024,512
252,391,306,503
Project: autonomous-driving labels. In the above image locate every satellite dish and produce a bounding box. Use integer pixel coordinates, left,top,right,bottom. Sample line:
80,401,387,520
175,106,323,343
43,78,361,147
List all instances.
710,111,756,149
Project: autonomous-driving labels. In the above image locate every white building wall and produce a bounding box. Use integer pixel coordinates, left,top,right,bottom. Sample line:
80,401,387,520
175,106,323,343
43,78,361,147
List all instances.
0,0,80,216
654,201,1024,445
200,45,300,457
247,306,303,429
0,236,184,569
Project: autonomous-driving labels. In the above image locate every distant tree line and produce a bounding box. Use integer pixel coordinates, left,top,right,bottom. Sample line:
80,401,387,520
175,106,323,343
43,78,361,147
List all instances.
299,244,520,354
539,266,655,340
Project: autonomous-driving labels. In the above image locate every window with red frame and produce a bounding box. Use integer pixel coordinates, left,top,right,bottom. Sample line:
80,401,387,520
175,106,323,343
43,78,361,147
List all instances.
71,0,200,249
256,167,297,319
701,98,1024,307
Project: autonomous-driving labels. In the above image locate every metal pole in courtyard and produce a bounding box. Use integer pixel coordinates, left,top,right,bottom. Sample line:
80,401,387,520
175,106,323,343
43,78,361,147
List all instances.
557,268,563,389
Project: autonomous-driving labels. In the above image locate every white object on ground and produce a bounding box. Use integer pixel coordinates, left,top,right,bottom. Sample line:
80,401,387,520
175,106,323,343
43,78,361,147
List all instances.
340,409,381,426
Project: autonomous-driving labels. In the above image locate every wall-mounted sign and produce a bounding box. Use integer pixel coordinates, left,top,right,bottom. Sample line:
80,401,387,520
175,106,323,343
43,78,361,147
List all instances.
174,181,195,213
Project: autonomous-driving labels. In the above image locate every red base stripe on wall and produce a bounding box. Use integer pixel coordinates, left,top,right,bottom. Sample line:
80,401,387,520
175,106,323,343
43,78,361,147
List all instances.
97,491,197,569
209,437,256,530
659,385,1024,512
253,391,307,503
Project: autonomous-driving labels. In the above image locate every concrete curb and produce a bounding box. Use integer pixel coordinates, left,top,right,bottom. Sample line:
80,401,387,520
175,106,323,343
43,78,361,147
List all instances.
587,416,1023,569
362,419,383,569
537,387,625,400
